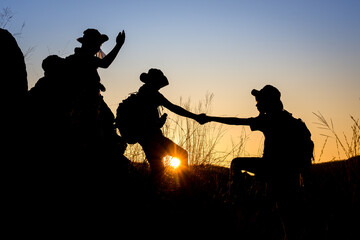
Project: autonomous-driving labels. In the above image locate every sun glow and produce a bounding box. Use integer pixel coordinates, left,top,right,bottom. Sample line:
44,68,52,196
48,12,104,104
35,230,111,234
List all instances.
168,157,181,169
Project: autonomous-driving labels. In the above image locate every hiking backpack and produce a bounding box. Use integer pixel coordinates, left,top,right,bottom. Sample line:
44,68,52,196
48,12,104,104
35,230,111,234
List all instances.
292,118,314,170
115,93,144,144
115,90,166,144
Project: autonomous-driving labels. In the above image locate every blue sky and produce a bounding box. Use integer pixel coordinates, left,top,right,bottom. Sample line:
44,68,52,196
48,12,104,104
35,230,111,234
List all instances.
2,0,360,162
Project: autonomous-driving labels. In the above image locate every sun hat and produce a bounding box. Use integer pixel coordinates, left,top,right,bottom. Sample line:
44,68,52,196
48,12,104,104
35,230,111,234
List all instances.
77,28,109,45
140,68,169,88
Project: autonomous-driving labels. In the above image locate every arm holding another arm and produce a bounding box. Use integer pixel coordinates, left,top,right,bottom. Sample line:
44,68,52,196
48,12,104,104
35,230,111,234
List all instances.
198,114,252,126
160,95,252,126
162,97,199,121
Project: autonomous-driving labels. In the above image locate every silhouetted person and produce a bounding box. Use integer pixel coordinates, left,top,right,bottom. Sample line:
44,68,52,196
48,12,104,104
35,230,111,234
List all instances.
28,55,69,152
117,69,203,181
200,85,313,239
65,28,125,154
25,30,129,232
0,28,28,151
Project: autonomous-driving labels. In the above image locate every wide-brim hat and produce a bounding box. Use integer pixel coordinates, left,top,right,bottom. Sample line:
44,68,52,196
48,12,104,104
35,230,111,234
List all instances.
77,28,109,45
251,85,281,101
140,68,169,88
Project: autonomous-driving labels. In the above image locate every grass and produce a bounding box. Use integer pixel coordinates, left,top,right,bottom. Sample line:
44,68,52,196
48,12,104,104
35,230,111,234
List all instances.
123,156,359,238
124,93,246,166
313,112,360,161
121,98,359,238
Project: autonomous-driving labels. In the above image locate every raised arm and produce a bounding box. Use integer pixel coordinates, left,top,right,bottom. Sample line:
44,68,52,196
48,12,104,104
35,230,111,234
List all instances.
98,30,125,68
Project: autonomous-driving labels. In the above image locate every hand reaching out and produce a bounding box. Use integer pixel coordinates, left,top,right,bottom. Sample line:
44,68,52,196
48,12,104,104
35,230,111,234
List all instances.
116,30,126,47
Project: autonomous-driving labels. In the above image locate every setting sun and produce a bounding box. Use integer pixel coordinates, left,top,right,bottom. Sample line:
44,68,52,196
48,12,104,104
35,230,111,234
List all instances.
168,157,181,169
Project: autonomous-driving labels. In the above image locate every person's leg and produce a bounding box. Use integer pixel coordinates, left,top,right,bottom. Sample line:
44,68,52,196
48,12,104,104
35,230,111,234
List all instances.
230,157,261,176
139,139,165,182
229,158,263,235
161,137,188,168
229,157,263,200
272,172,304,240
159,137,190,188
140,135,188,184
147,155,165,180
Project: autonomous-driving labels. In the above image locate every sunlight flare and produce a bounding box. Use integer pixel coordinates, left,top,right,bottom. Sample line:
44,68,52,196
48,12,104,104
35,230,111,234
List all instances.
168,157,181,169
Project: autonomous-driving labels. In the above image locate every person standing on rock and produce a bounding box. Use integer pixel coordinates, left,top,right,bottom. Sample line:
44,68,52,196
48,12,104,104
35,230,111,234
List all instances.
65,28,126,154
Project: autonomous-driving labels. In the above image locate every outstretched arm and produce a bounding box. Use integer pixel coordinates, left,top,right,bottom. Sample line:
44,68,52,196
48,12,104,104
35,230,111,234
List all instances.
99,30,125,68
199,114,251,126
162,97,199,121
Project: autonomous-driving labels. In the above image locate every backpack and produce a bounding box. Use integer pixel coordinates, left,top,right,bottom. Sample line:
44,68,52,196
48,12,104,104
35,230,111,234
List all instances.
115,93,144,144
291,118,314,170
115,90,167,144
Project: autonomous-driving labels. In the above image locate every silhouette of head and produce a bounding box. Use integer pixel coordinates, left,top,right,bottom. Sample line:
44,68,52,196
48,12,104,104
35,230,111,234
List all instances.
42,55,65,77
140,69,169,89
251,85,283,114
77,29,108,54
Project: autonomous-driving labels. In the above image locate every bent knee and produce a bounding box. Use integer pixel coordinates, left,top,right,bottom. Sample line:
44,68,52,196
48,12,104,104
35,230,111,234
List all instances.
231,157,246,170
231,157,260,172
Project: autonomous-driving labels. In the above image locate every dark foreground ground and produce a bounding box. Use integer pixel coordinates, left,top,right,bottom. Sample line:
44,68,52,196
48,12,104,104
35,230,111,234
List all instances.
4,156,359,239
125,157,360,239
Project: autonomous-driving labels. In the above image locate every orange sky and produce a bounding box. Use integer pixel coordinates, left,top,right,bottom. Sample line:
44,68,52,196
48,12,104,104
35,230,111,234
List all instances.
3,0,359,165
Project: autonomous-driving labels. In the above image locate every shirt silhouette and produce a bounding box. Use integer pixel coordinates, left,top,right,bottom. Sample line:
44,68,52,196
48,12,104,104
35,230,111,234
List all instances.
200,85,313,176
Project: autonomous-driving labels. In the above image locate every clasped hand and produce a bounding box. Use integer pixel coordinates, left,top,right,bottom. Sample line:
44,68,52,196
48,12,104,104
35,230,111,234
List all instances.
195,113,210,125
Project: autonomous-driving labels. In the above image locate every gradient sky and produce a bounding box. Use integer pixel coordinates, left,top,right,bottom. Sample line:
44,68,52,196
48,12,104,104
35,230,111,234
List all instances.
2,0,359,164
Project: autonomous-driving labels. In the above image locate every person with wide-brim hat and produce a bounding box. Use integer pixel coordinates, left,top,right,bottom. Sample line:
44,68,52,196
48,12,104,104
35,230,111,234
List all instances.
77,28,109,45
118,68,203,181
139,68,169,88
75,28,125,69
66,28,125,93
65,28,126,153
